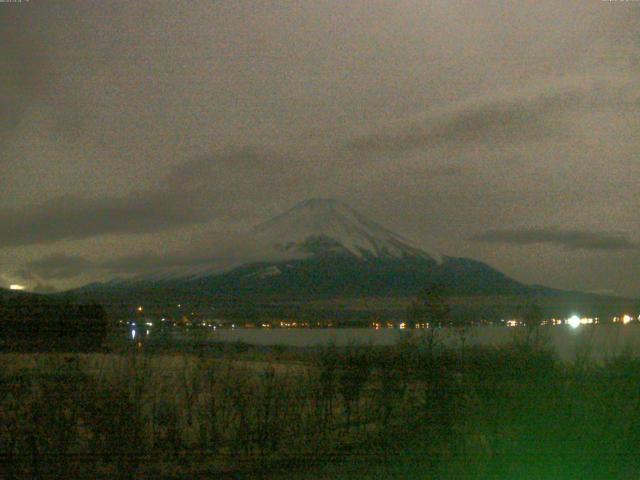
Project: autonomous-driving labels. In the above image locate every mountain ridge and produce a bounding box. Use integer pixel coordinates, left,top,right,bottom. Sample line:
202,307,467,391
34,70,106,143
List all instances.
71,198,530,300
65,198,637,319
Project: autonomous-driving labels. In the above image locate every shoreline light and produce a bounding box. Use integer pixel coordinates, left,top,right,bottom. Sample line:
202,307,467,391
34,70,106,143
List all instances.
9,284,25,291
568,315,581,329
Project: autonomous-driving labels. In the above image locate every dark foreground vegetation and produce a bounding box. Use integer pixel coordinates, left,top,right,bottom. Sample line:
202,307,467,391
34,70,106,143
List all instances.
2,332,640,479
0,293,108,352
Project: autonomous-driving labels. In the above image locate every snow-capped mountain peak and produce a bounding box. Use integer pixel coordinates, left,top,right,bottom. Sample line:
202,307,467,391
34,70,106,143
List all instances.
113,198,440,283
253,198,440,261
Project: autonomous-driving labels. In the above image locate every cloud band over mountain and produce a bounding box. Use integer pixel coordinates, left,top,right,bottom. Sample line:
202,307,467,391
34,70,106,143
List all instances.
472,227,639,252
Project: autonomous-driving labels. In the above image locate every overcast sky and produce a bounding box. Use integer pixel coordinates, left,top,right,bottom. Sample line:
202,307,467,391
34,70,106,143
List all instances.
1,1,639,296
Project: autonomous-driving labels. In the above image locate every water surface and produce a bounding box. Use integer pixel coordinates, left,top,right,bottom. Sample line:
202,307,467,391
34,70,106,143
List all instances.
168,324,640,362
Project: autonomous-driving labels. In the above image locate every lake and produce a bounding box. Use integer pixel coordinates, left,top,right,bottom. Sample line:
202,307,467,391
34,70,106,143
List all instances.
163,324,640,362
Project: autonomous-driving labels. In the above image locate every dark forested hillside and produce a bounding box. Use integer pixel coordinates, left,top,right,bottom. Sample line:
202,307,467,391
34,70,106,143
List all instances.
0,289,108,351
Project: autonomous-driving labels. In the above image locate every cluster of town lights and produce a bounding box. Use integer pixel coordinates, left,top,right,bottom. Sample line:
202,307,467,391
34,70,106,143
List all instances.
130,304,639,332
506,315,599,329
565,314,637,329
504,314,636,329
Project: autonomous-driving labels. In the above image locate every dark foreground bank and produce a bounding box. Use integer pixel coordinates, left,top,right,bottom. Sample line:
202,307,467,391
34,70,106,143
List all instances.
2,333,640,479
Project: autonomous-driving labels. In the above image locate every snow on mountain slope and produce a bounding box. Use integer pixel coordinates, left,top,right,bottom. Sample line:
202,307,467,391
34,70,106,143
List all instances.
252,198,441,261
245,265,282,280
118,198,441,282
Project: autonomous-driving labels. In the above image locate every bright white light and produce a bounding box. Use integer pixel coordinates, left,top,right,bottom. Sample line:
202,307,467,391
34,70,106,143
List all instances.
137,306,143,312
9,284,25,290
623,315,632,325
131,329,136,340
568,315,581,329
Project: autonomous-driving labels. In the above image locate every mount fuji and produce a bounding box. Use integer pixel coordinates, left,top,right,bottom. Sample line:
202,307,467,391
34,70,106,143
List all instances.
74,198,538,309
65,198,638,320
250,198,440,262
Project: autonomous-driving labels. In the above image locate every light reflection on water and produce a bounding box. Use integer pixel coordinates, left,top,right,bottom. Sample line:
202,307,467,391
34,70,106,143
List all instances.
129,324,640,362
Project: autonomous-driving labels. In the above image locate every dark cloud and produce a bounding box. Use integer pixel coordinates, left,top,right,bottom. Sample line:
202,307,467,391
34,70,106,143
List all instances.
0,101,22,133
168,147,280,187
15,251,199,281
14,226,307,282
0,7,48,134
100,229,303,276
347,76,638,153
0,145,361,249
472,227,639,252
165,147,302,201
100,251,221,275
0,147,292,247
18,250,226,281
424,166,467,177
0,189,212,248
17,253,93,281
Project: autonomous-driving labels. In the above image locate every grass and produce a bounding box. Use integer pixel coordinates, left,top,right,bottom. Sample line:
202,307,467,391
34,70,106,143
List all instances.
2,330,640,479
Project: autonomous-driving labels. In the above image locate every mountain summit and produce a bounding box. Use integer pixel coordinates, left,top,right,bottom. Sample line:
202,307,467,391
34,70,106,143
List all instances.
253,198,440,262
70,198,634,320
74,198,536,307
